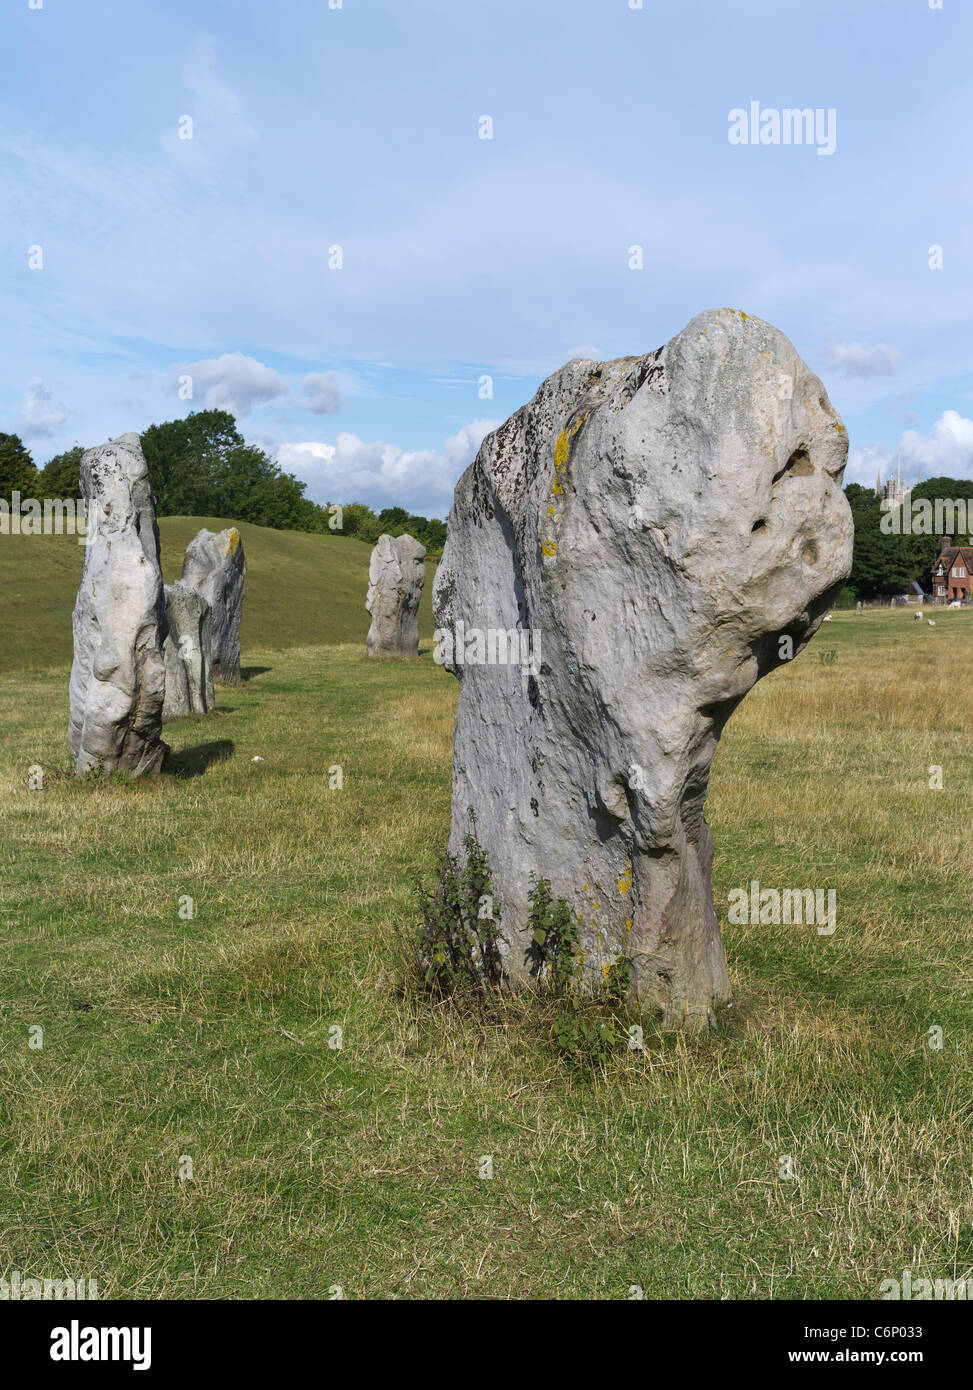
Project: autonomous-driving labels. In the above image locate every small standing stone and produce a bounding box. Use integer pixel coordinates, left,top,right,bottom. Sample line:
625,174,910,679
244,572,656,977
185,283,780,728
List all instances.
68,433,168,777
180,528,246,684
366,533,426,658
163,582,215,717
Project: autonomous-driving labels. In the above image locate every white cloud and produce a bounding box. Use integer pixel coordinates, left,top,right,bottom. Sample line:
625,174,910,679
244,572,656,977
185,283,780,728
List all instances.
443,419,498,469
845,441,893,487
300,371,344,415
159,33,256,170
17,378,70,438
176,352,288,417
846,410,973,487
277,418,499,515
829,342,901,377
564,344,606,362
900,410,973,477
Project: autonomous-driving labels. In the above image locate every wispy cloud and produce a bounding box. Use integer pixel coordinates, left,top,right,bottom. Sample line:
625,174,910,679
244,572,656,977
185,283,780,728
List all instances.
17,378,71,439
158,32,256,173
300,372,344,415
829,342,901,377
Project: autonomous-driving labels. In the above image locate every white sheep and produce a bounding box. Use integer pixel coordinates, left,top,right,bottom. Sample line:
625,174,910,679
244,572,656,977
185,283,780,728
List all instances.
914,610,923,622
927,619,936,626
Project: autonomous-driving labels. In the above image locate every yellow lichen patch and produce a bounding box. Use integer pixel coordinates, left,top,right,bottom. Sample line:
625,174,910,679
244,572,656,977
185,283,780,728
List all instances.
625,919,633,933
225,528,241,555
552,412,589,474
617,862,632,895
542,412,590,561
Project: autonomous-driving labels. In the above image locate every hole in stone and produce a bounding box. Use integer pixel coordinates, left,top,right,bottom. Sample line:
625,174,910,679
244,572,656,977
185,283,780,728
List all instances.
752,518,767,533
802,539,819,565
772,447,814,485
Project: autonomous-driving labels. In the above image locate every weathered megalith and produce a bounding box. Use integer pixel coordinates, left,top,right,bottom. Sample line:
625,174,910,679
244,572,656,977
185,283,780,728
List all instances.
433,308,854,1028
163,582,215,717
180,528,246,685
68,433,169,777
365,533,426,658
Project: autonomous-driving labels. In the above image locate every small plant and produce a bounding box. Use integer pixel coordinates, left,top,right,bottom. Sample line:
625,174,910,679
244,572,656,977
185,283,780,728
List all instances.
550,995,622,1069
406,807,504,998
405,840,637,1069
525,875,636,1070
79,757,138,789
525,877,579,996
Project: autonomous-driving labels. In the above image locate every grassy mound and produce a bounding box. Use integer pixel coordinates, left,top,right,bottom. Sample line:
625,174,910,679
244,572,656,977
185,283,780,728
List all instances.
0,517,437,674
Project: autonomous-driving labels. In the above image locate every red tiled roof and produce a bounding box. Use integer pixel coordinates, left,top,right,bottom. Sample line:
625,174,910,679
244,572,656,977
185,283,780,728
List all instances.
931,545,973,573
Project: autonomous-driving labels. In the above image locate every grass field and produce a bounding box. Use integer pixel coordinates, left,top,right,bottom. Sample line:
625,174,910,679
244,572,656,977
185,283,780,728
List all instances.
1,607,972,1298
0,518,437,674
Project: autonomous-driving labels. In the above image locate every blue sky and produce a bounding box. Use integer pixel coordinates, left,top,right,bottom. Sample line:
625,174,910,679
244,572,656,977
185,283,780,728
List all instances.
3,0,971,517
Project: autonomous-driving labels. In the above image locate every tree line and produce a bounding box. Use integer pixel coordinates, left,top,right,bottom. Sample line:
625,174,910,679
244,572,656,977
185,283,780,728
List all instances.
3,415,970,592
844,478,973,600
0,410,448,552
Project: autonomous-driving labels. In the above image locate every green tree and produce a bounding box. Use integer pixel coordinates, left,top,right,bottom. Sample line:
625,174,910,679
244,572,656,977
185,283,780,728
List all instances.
140,410,332,532
0,433,40,500
141,409,240,516
377,506,410,531
337,502,379,540
845,483,915,600
39,445,84,501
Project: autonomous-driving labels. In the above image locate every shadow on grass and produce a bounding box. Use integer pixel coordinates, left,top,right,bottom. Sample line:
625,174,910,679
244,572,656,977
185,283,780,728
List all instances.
240,666,272,681
165,739,235,779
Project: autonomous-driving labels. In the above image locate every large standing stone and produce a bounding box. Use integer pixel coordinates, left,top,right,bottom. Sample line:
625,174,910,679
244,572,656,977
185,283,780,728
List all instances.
180,528,246,685
163,582,215,717
68,433,169,777
433,308,854,1028
365,533,426,658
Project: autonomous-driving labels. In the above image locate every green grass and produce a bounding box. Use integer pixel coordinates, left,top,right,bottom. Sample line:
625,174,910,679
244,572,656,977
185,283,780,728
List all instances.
0,611,972,1298
0,517,437,674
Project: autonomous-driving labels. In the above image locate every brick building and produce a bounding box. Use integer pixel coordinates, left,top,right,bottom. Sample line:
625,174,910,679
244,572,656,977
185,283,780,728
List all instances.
931,536,973,603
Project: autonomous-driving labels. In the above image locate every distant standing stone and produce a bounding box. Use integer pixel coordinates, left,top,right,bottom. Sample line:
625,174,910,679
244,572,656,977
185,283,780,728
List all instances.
181,528,246,684
163,582,215,716
68,433,168,777
856,601,862,615
366,533,426,658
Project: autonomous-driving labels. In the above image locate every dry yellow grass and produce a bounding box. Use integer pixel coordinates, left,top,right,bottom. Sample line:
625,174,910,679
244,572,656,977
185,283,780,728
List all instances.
0,614,971,1297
